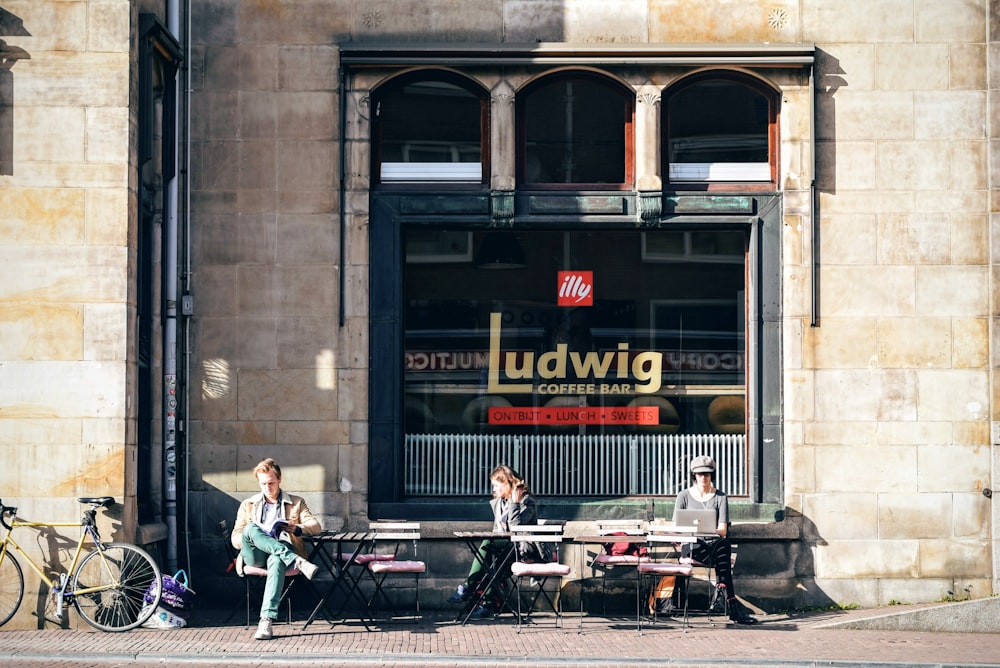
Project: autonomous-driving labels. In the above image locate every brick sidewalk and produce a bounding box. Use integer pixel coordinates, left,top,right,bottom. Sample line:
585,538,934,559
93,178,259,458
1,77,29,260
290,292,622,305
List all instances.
0,605,998,668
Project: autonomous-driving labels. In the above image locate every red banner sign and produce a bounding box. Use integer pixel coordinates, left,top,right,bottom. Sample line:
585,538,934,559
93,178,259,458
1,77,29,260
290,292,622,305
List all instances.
488,405,658,425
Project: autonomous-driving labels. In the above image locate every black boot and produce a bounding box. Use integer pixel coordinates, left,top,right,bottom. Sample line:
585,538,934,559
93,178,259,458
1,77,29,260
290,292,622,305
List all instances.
728,599,758,625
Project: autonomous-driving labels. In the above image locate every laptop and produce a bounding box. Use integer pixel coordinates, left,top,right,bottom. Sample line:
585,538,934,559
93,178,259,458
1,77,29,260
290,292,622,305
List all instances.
674,509,719,535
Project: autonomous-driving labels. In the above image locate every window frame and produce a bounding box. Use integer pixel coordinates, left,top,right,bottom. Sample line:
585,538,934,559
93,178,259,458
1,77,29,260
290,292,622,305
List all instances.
371,69,491,189
663,71,780,190
516,69,635,190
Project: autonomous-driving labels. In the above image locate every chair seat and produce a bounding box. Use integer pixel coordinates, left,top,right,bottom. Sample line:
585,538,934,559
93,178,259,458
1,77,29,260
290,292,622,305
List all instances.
511,561,572,577
595,554,651,565
242,564,300,578
637,562,692,576
349,553,396,564
369,559,426,574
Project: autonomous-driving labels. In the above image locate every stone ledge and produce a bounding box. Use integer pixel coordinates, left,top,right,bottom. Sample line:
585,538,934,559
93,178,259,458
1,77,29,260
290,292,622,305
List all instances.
415,517,800,541
135,521,168,546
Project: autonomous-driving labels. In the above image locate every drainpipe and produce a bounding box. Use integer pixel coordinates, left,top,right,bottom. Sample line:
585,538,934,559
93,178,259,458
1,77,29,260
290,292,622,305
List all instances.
339,64,346,327
809,63,818,327
181,0,193,579
163,0,181,574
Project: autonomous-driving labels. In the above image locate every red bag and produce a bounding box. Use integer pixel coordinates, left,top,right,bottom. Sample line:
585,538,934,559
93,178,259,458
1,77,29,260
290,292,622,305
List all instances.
603,531,648,558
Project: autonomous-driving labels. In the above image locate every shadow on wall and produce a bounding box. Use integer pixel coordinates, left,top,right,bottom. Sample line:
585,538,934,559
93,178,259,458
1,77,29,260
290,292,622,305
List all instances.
0,5,30,176
740,509,838,612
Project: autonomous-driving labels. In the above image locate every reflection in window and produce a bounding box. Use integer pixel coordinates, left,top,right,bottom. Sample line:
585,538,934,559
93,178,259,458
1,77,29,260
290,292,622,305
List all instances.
375,74,486,182
402,228,746,436
519,73,632,186
666,76,774,183
400,228,748,497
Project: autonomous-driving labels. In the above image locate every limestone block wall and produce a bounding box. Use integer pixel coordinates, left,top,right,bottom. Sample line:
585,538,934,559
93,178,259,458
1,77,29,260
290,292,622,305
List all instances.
187,0,996,609
184,0,359,538
0,0,135,626
793,0,994,606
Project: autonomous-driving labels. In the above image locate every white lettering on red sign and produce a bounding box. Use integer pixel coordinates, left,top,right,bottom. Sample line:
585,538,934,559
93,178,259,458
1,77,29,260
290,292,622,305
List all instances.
558,271,593,306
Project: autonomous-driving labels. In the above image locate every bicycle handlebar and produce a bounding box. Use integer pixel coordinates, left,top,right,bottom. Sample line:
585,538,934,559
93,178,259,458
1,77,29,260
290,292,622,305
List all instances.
0,500,16,531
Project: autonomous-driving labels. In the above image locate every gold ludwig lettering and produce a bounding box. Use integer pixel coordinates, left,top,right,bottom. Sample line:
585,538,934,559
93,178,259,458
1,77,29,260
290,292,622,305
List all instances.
487,312,661,395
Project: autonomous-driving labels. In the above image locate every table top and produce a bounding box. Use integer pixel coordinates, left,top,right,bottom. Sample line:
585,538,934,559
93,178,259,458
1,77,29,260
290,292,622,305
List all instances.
306,531,373,542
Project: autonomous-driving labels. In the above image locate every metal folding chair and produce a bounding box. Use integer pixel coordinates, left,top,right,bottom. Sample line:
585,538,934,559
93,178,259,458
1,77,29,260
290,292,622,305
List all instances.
366,521,426,620
589,519,649,614
219,519,299,625
509,522,571,632
636,525,694,633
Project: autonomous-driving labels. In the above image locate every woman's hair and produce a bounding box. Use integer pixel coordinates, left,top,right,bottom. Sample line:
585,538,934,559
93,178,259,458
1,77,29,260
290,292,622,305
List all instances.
490,464,529,494
253,457,282,480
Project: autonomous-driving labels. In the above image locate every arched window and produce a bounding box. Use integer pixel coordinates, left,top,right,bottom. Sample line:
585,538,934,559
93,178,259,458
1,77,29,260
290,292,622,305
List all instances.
373,71,488,184
518,71,634,188
665,73,778,184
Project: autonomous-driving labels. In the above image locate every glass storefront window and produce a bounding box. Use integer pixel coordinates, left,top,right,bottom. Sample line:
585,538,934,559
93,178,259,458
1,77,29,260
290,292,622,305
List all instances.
403,227,747,497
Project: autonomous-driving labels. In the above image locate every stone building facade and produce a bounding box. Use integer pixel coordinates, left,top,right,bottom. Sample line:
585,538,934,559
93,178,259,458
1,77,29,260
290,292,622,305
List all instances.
0,0,995,627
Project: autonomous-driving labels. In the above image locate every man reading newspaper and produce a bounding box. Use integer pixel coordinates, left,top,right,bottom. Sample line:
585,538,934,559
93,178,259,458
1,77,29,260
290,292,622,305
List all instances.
231,458,322,640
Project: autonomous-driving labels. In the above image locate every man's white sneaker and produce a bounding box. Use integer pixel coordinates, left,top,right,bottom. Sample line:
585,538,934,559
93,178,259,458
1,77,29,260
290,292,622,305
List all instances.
254,617,273,640
295,557,319,580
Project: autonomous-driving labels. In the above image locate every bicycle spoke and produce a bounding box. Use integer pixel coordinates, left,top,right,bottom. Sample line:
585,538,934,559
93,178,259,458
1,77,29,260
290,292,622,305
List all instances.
72,543,161,632
0,553,24,627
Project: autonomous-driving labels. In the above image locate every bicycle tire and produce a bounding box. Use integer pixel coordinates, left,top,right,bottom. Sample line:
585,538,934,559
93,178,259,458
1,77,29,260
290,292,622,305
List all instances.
72,543,161,632
0,551,24,627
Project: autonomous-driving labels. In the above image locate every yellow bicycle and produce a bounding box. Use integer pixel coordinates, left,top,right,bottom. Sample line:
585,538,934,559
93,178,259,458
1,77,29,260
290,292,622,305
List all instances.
0,497,162,631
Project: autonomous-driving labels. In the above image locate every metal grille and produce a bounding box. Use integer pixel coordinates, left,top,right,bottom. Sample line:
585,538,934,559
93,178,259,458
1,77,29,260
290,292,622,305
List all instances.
404,433,747,497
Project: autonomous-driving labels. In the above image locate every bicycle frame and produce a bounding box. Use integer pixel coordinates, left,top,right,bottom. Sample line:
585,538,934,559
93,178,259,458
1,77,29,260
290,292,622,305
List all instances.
0,498,162,632
0,517,101,593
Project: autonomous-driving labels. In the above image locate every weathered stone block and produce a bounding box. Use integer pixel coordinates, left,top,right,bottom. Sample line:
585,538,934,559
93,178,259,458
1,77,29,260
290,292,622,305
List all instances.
820,266,915,317
917,369,989,422
804,493,878,539
916,266,987,317
813,443,917,493
878,493,952,539
237,368,340,421
651,0,798,43
877,317,951,369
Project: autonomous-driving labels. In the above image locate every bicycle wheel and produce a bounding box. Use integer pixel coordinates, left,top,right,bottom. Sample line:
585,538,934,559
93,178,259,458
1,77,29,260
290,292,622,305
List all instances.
0,551,24,627
72,543,161,632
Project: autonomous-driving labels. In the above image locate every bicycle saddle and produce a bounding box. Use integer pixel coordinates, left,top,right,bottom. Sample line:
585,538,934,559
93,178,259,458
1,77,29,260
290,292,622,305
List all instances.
77,497,115,507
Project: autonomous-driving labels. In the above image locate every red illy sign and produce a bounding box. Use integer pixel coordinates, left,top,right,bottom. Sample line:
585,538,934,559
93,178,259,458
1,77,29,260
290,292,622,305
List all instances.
558,271,593,306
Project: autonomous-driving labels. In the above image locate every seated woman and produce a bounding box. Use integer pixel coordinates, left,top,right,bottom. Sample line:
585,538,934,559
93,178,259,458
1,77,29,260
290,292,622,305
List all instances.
674,455,758,625
448,464,544,619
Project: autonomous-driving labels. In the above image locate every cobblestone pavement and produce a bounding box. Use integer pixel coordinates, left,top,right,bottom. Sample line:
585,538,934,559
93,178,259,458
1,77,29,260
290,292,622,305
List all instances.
0,605,998,668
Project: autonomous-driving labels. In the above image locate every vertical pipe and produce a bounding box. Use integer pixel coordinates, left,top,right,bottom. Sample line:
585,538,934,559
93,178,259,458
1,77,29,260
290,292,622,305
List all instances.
163,0,181,574
809,64,819,327
339,66,347,327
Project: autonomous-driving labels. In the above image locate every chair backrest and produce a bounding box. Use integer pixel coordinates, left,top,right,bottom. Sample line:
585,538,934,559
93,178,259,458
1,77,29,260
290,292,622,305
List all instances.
510,523,565,543
511,522,566,564
218,519,239,567
643,523,698,560
370,521,421,558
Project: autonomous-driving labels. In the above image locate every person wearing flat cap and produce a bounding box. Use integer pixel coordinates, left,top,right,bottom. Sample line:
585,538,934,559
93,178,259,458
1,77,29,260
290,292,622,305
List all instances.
674,455,758,624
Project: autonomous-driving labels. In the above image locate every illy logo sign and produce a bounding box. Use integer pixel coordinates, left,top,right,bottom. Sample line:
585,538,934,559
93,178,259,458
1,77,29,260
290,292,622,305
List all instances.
558,271,593,306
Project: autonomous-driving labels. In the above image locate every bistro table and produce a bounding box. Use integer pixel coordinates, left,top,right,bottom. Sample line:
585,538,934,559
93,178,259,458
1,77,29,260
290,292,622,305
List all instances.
571,533,650,631
301,531,375,631
452,531,515,625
